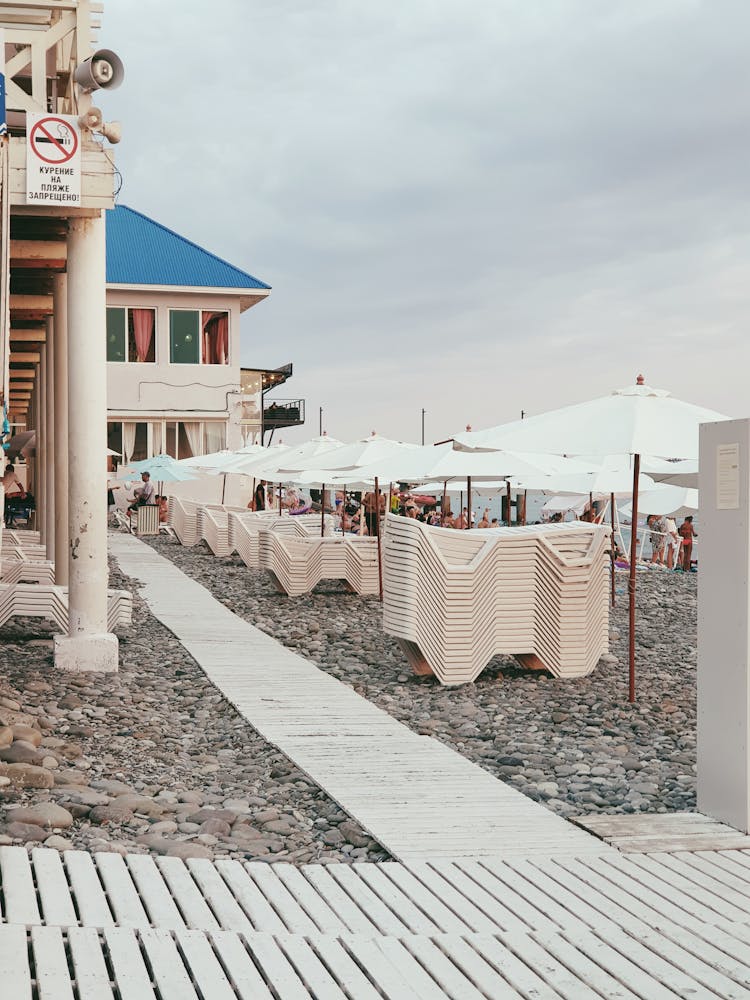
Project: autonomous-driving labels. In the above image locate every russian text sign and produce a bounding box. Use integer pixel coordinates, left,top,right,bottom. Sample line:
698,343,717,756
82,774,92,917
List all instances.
26,112,81,205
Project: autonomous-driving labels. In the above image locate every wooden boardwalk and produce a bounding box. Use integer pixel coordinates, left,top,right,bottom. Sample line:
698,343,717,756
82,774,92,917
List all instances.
109,534,608,862
3,845,750,996
574,812,750,854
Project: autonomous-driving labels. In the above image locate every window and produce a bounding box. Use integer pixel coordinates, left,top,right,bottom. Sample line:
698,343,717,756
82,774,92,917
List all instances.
170,310,200,364
106,307,156,363
169,310,229,364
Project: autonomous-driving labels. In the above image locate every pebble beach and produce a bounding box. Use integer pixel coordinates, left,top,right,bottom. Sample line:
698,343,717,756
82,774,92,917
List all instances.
0,532,697,858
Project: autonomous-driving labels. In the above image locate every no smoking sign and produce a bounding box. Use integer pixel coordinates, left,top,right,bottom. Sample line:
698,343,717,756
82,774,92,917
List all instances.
29,116,79,164
26,111,81,205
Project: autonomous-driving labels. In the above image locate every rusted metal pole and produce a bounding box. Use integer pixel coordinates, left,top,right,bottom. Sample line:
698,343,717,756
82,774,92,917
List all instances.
506,481,512,525
321,483,325,537
628,456,640,702
466,477,472,529
610,491,616,608
375,476,383,601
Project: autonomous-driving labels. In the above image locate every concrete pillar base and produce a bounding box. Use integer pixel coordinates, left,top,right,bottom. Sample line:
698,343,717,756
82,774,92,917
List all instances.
54,632,119,673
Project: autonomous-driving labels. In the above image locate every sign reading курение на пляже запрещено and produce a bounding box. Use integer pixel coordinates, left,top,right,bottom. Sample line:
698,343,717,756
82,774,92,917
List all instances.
26,112,81,205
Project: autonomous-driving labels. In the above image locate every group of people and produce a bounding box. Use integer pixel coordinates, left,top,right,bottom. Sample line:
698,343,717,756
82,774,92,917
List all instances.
648,513,696,571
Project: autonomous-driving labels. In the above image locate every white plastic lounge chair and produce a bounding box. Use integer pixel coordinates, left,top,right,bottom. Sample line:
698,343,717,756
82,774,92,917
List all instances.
382,515,609,685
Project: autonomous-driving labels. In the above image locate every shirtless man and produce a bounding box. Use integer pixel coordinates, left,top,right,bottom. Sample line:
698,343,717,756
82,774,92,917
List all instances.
477,508,490,528
363,489,385,536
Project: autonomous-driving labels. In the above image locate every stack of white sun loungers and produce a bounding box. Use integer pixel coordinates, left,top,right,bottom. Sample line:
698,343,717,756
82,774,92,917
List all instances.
259,532,380,597
167,499,239,547
0,526,132,630
382,514,609,685
0,584,132,631
227,511,334,569
0,529,55,584
195,504,251,557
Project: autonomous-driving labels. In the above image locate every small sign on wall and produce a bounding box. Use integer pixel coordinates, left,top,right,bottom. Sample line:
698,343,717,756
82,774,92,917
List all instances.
717,442,740,510
26,112,81,205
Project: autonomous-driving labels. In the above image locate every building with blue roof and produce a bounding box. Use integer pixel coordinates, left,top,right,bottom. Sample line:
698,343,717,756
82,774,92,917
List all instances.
105,206,301,467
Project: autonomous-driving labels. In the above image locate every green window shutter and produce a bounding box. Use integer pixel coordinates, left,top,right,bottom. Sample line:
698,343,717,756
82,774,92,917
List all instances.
170,310,200,364
106,307,126,362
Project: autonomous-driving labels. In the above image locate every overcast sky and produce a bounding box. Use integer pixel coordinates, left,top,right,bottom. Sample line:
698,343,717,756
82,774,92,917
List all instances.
102,0,749,445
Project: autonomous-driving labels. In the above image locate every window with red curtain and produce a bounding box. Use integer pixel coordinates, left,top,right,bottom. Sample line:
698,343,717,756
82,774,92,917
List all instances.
128,308,156,363
201,311,229,365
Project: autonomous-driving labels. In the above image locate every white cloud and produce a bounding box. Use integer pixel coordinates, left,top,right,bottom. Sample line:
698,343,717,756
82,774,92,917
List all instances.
102,0,750,443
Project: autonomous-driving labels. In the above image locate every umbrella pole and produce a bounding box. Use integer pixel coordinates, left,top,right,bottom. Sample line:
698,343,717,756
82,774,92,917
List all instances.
221,473,227,505
506,481,511,525
387,483,393,524
628,455,640,703
466,477,472,529
321,484,325,537
375,476,383,602
441,481,447,526
520,490,527,526
610,491,616,608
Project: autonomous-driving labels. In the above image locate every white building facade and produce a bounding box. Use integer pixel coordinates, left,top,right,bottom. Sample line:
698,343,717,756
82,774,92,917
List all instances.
105,205,287,465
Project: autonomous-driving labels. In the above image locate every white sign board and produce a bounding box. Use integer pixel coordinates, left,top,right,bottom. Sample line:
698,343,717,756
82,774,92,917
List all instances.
717,442,740,510
26,112,81,205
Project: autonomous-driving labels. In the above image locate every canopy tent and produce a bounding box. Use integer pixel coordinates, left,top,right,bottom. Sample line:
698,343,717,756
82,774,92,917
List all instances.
453,376,729,702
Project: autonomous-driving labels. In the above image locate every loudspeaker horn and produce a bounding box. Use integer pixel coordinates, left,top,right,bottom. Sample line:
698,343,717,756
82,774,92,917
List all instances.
74,49,125,92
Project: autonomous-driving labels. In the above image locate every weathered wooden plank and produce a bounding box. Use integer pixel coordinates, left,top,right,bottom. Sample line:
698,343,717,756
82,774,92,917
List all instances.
0,924,32,1000
0,845,40,925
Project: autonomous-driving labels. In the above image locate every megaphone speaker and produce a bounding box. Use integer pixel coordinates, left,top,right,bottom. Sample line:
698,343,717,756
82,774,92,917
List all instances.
74,49,125,92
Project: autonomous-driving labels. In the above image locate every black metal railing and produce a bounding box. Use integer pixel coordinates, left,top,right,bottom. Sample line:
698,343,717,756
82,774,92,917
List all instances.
264,398,306,428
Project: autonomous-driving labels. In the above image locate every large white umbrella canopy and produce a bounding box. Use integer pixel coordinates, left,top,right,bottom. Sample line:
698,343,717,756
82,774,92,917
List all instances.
340,442,594,484
178,448,258,472
454,378,729,460
621,485,699,518
289,433,418,474
509,468,657,497
251,434,344,479
204,443,289,475
454,376,729,703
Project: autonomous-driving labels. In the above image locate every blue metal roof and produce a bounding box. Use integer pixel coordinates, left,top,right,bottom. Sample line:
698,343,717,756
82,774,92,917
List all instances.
105,205,271,290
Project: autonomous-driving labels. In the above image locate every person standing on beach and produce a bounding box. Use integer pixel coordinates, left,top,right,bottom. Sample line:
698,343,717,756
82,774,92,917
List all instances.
678,516,697,571
665,515,681,569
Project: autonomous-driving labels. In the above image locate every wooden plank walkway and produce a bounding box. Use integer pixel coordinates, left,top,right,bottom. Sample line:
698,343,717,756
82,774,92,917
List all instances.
109,533,609,862
574,812,750,853
3,846,750,996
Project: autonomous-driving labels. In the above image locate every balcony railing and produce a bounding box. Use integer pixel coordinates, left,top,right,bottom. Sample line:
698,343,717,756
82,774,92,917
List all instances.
264,398,305,429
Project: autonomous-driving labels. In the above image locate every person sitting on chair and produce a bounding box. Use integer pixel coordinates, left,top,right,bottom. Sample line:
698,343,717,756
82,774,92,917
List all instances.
128,472,155,514
3,463,25,527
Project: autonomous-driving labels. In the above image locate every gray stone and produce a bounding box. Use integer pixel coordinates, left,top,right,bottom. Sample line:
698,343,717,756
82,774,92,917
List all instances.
6,821,47,842
0,763,54,789
7,803,74,829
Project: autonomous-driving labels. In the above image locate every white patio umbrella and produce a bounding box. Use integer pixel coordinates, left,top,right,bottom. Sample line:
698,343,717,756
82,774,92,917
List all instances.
621,485,699,519
282,435,419,597
350,443,595,531
454,375,729,702
227,436,336,477
288,433,415,472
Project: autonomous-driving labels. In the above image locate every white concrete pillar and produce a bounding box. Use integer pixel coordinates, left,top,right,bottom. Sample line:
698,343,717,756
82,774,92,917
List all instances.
45,318,55,559
698,417,750,832
54,214,118,673
32,365,41,531
38,349,47,544
53,273,69,585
